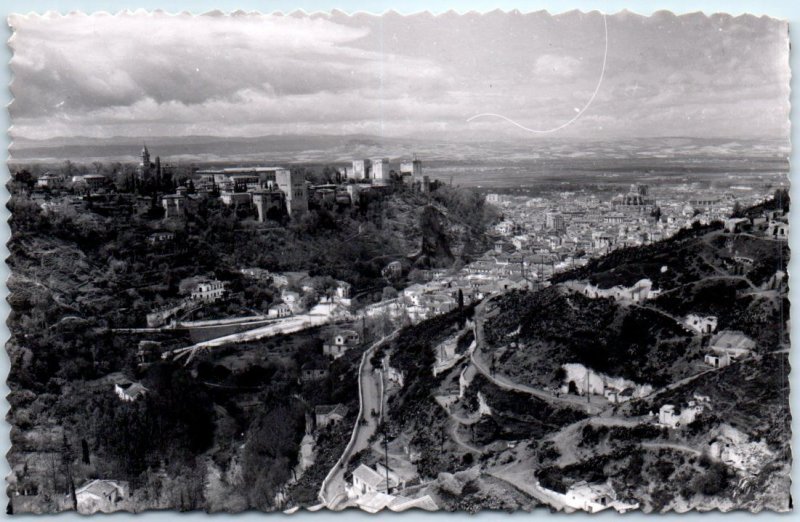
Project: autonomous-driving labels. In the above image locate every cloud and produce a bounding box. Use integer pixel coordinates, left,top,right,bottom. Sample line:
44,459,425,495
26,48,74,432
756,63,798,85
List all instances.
8,11,790,142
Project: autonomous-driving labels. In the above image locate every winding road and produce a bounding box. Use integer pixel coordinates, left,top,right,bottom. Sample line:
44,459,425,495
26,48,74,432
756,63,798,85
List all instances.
318,330,400,509
470,297,605,415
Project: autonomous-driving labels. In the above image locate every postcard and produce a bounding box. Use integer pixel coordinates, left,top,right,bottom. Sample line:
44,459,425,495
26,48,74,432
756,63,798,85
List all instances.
5,9,791,514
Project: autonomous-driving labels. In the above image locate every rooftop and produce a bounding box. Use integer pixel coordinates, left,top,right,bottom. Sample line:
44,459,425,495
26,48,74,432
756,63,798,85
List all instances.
710,330,755,351
315,403,347,417
352,463,386,490
76,479,127,498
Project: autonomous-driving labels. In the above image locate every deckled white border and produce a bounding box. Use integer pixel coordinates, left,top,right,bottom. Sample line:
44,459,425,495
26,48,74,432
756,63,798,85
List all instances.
1,6,795,518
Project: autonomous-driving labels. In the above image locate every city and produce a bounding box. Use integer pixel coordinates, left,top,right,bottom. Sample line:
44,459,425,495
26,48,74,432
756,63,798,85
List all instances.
5,8,792,516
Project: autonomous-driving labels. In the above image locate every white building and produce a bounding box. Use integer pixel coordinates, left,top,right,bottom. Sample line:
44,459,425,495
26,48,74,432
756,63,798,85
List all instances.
683,314,718,334
268,303,292,318
704,351,732,368
36,173,64,189
76,480,129,514
581,278,660,303
113,381,148,402
564,481,616,513
658,402,703,429
352,159,372,180
314,403,348,428
240,267,271,281
323,329,360,358
191,280,226,302
351,463,389,496
371,158,389,182
220,191,252,206
709,330,755,359
399,158,422,179
281,290,302,313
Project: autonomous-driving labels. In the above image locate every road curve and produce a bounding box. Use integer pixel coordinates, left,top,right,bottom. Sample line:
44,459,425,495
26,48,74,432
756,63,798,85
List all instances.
318,330,399,509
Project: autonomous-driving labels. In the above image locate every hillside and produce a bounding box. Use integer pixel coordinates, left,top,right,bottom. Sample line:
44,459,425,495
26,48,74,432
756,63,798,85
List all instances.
489,217,789,392
551,223,788,291
536,352,792,512
483,287,698,388
5,179,495,513
462,206,790,512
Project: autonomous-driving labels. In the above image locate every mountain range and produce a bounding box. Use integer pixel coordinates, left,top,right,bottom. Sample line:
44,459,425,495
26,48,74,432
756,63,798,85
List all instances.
9,135,790,166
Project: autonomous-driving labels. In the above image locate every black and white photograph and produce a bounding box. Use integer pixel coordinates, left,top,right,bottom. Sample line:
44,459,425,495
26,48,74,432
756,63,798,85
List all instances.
4,8,791,514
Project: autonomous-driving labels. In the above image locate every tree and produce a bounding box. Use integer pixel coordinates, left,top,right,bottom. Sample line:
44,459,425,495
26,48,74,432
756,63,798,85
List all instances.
62,160,78,178
60,431,77,509
12,169,34,189
81,439,90,465
651,206,662,223
242,403,305,510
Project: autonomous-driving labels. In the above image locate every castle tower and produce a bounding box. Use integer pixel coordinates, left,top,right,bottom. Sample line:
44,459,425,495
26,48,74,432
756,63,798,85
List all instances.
352,159,371,181
139,145,151,180
371,158,389,183
276,169,308,217
252,190,285,222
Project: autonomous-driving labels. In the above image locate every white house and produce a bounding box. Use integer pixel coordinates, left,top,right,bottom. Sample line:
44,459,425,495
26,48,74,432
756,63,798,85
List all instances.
709,330,755,359
704,351,732,368
724,217,749,233
113,381,148,402
354,491,437,513
333,281,353,306
314,403,347,428
75,480,128,514
351,464,389,497
281,290,303,313
683,314,718,335
191,280,226,302
581,278,660,303
323,329,360,358
658,402,703,429
402,284,428,307
36,173,64,189
563,480,638,513
146,231,175,245
766,221,788,240
268,302,292,318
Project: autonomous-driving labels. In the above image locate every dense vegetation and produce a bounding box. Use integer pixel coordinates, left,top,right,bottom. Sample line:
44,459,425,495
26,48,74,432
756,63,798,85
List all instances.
630,353,791,451
484,287,695,387
6,168,496,512
383,305,475,428
463,374,586,443
536,447,736,512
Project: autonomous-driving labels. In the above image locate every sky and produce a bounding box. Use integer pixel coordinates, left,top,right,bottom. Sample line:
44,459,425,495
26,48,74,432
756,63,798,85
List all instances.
8,10,791,143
